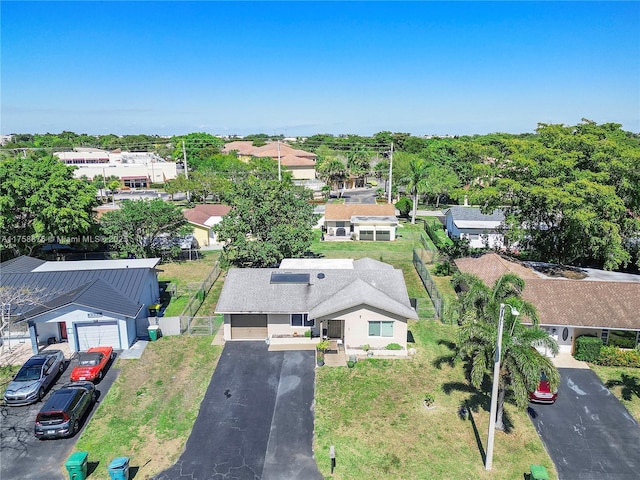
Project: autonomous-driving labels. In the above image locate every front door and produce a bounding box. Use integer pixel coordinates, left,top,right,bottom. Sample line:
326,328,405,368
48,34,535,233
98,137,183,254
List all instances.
58,322,68,341
327,320,343,339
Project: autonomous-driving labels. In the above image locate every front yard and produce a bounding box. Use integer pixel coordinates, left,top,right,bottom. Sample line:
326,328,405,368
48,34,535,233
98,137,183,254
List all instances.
315,320,556,479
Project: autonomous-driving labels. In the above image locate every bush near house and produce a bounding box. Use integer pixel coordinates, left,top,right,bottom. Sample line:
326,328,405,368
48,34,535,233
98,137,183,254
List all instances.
574,335,602,362
594,346,640,368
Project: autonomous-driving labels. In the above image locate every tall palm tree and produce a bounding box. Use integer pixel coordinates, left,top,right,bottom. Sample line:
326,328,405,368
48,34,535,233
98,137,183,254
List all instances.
317,158,347,194
454,272,559,430
401,157,430,224
346,144,371,186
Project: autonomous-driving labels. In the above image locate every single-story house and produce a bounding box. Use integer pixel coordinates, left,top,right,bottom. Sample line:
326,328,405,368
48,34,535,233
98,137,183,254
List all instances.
222,141,317,181
443,205,506,248
182,204,231,247
324,204,398,241
455,253,640,355
215,258,417,355
0,256,161,353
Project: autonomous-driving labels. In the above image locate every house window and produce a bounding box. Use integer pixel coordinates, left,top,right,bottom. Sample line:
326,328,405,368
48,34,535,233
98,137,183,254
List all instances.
368,321,394,337
291,313,314,327
336,221,346,227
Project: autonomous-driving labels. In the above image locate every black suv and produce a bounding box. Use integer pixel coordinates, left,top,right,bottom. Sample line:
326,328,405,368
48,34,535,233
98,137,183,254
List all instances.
34,382,96,439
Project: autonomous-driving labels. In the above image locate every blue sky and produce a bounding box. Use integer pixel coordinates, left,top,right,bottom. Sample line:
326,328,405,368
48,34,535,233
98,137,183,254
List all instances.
1,1,638,137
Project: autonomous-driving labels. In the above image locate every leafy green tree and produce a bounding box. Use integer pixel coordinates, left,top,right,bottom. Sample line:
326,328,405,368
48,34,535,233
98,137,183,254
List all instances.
100,199,190,258
214,178,318,267
426,164,460,208
395,197,412,218
454,272,559,430
171,133,225,171
346,144,372,184
0,152,98,256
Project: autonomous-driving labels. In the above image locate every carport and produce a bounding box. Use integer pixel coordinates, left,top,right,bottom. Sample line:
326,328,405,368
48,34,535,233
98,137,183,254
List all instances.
529,368,640,480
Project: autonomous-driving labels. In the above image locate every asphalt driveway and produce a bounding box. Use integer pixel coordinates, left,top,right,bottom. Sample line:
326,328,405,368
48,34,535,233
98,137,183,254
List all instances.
0,354,118,480
528,368,640,480
155,342,322,480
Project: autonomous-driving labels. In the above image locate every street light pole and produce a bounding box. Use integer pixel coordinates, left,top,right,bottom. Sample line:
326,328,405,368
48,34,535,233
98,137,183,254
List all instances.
485,303,519,470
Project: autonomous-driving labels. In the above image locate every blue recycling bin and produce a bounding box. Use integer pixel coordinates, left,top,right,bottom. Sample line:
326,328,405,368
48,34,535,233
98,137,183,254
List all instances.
107,457,130,480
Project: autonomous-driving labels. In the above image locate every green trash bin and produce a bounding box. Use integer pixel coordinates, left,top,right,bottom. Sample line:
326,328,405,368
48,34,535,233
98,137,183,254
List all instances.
148,325,160,341
530,464,550,480
65,451,88,480
108,456,130,480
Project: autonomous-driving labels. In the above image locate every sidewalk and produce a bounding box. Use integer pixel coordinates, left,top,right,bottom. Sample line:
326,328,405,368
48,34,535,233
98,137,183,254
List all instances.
551,352,590,369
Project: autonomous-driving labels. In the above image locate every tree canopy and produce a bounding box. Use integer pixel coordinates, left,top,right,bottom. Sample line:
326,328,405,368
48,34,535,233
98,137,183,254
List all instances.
0,152,98,257
100,199,191,258
214,178,318,267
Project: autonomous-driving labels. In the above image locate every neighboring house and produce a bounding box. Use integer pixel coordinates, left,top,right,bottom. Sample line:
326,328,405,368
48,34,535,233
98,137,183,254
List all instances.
182,204,231,247
324,204,398,241
222,141,317,181
0,256,161,353
443,205,506,248
455,253,640,355
215,258,417,355
54,147,178,186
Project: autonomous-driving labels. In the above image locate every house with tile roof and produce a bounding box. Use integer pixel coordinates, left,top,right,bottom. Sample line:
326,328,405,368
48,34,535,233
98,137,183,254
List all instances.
324,203,398,241
215,258,417,355
222,141,317,181
443,205,506,248
182,204,231,247
455,253,640,355
0,256,160,353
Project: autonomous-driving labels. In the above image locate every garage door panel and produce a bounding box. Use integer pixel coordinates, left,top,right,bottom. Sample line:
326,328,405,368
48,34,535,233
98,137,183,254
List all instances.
231,314,267,340
359,230,374,241
76,322,120,351
376,230,391,241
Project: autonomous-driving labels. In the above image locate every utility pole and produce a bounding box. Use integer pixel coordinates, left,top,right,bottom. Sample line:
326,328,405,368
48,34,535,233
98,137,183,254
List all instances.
182,140,190,202
387,142,394,204
277,140,282,182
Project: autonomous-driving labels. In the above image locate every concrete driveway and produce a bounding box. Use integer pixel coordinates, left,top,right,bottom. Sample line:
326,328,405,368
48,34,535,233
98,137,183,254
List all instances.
528,368,640,480
155,342,322,480
0,354,119,480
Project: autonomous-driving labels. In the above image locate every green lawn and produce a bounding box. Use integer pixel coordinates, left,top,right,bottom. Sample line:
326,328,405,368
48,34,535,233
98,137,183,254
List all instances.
315,320,556,479
589,364,640,421
74,335,222,479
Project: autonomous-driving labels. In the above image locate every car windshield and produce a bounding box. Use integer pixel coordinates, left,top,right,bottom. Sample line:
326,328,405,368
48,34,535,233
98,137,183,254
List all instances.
14,366,42,381
79,353,101,366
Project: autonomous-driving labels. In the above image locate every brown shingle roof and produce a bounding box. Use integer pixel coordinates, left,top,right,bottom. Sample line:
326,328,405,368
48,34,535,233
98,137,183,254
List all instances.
455,253,640,329
183,204,231,227
325,203,396,221
222,141,317,162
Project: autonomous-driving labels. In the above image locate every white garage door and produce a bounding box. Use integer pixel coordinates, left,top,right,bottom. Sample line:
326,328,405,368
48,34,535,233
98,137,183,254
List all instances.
76,322,121,351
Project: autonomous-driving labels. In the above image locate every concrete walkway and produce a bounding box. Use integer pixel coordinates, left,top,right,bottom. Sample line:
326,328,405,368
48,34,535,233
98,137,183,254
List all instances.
551,352,590,369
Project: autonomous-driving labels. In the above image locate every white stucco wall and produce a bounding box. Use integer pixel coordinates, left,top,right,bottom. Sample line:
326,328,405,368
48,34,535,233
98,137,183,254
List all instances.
319,305,407,350
353,224,396,241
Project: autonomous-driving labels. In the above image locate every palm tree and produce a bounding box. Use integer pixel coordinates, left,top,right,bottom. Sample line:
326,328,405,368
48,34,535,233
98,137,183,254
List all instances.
401,157,430,224
317,158,347,194
346,144,371,187
454,272,559,431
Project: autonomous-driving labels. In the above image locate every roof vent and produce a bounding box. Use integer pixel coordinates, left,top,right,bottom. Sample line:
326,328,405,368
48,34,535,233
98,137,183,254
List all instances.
317,273,325,279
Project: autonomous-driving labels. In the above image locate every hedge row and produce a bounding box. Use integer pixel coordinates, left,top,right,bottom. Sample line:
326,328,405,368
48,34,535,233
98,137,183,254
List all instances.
574,336,640,368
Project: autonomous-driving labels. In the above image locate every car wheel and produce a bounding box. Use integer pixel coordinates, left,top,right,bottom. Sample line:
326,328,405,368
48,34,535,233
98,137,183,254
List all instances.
38,387,45,401
59,363,64,373
71,420,79,436
97,370,103,381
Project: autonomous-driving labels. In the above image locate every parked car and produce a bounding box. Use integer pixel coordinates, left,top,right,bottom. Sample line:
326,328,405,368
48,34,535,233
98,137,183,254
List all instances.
3,350,65,406
34,381,96,439
70,346,114,383
529,372,558,404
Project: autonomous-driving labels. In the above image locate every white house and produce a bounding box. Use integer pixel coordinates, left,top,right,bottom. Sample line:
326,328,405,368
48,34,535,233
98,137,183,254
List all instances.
1,256,161,353
215,258,417,356
324,204,398,241
443,205,506,248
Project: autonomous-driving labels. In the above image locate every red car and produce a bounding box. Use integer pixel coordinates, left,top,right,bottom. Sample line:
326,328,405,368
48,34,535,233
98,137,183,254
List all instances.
70,347,114,383
529,372,558,404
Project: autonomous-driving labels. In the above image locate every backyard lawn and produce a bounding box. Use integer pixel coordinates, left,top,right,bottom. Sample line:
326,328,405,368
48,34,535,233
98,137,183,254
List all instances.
314,320,556,479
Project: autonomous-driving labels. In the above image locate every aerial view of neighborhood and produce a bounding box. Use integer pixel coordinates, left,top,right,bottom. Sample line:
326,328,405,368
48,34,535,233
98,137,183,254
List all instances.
1,2,639,480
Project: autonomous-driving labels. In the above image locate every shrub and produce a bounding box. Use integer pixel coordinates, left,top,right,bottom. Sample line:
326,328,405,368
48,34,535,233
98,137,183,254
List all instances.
304,330,312,338
594,346,640,368
424,392,435,405
395,197,412,218
316,340,330,352
346,360,356,368
432,261,452,276
361,344,370,351
385,343,402,350
574,335,602,362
